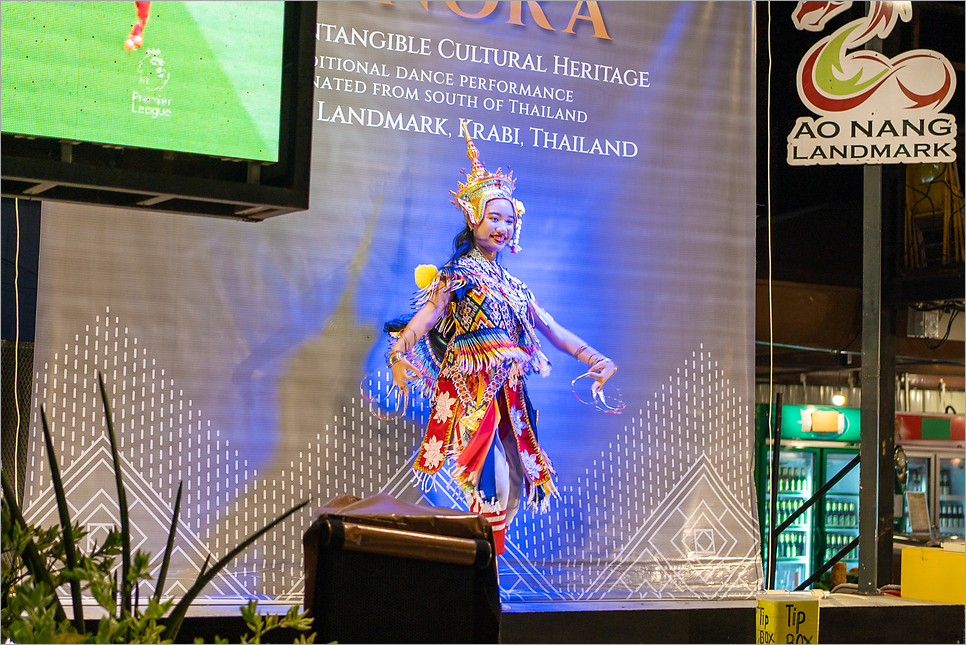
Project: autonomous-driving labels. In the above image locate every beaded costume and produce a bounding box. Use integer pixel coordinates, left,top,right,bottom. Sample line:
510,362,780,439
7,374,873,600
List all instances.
397,126,558,554
405,249,557,552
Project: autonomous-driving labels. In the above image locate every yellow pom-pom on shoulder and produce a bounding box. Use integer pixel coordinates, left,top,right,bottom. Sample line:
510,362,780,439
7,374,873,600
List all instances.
414,264,439,289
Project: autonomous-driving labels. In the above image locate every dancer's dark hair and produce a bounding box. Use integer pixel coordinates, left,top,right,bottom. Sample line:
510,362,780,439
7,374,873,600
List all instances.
446,225,476,266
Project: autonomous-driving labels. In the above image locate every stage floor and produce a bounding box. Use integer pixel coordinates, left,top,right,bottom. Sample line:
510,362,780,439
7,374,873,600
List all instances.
72,593,965,643
497,594,964,644
174,590,950,614
501,592,943,612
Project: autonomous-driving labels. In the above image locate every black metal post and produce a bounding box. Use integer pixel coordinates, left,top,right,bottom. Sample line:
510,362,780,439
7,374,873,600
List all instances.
767,392,783,590
859,154,883,594
858,18,899,590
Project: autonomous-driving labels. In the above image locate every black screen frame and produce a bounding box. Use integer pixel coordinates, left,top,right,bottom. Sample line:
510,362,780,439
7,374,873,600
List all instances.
0,1,316,221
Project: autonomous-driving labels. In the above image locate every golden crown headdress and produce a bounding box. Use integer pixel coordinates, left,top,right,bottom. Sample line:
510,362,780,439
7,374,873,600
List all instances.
450,123,525,253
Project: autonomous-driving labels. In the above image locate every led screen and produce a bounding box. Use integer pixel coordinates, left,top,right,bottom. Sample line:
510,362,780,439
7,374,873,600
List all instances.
1,1,284,162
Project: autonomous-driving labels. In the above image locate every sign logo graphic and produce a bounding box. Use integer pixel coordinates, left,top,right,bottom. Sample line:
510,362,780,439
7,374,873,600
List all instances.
787,1,958,165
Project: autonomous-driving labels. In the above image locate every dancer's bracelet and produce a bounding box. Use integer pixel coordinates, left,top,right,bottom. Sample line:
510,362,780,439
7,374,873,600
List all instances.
388,351,404,369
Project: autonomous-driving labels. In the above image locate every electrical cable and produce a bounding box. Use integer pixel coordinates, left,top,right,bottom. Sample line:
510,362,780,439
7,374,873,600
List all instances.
13,198,22,502
924,308,959,350
767,1,774,432
765,0,776,589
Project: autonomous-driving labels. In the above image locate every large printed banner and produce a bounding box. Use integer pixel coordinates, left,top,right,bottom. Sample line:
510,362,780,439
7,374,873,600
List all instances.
25,2,759,602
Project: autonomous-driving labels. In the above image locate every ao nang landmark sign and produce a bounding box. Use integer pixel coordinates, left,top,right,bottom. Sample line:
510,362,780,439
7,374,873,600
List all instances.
786,1,958,167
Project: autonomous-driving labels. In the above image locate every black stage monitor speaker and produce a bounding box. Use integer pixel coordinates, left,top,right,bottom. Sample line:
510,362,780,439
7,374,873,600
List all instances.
303,493,501,644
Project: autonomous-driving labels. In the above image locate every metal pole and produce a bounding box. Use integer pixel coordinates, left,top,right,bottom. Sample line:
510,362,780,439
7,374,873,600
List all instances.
859,159,883,595
858,15,899,592
767,393,783,590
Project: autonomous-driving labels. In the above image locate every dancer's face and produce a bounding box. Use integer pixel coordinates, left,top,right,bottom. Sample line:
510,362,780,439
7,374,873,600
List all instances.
474,198,515,260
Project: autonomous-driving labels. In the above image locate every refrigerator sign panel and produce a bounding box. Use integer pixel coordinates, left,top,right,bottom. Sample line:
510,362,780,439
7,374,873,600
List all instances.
779,405,861,442
896,413,966,442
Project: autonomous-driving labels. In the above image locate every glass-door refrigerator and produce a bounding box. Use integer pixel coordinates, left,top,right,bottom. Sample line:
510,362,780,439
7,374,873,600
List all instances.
820,450,860,567
938,456,965,538
761,449,815,590
896,412,966,540
756,404,862,590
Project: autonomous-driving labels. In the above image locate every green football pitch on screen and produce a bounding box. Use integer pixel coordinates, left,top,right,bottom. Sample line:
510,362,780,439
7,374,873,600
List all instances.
1,1,285,162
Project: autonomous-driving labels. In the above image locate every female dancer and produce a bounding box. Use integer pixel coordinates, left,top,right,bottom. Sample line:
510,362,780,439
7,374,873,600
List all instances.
387,126,616,554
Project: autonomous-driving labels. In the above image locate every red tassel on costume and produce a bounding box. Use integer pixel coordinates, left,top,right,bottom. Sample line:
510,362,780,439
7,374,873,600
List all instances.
453,403,497,484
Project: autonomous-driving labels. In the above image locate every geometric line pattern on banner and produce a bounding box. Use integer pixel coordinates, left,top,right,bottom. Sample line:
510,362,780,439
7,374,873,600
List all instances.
24,306,262,598
25,435,250,598
497,344,762,600
24,306,435,600
582,454,761,599
26,310,760,600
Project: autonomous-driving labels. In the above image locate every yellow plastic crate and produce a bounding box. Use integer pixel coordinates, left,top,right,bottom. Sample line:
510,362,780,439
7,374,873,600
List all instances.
901,545,965,605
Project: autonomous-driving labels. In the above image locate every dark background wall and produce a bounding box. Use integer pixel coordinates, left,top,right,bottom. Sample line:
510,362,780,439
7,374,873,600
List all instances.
2,197,41,343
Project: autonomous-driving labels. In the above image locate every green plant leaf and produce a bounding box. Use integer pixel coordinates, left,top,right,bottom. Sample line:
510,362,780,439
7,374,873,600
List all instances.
161,499,310,641
41,408,85,634
2,580,74,644
96,614,121,643
240,599,259,624
98,371,132,616
1,470,67,624
90,528,123,559
131,550,153,583
280,605,314,632
154,481,183,604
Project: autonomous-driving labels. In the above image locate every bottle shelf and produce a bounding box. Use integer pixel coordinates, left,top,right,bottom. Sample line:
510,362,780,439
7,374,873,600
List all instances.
773,465,811,495
938,500,964,530
823,498,858,526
